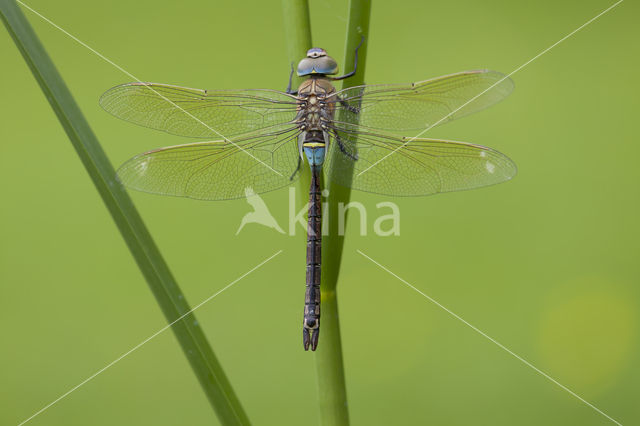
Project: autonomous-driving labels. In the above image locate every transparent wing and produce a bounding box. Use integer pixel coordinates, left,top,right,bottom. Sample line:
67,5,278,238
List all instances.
100,83,299,139
331,70,513,133
323,128,516,197
117,127,302,201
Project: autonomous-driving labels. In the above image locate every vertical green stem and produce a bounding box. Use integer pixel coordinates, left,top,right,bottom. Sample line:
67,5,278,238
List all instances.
281,0,312,73
281,0,312,203
0,1,250,425
316,2,371,426
281,2,370,424
280,0,313,355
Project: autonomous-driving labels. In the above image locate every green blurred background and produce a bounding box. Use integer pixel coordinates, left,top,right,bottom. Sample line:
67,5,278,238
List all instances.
1,0,638,424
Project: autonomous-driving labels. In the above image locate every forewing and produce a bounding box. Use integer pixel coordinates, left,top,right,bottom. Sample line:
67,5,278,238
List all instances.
332,70,513,133
100,83,298,138
117,127,301,201
324,129,516,197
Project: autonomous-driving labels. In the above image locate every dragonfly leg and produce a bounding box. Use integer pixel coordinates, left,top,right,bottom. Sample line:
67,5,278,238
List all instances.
338,95,360,114
289,156,302,181
333,130,358,161
286,62,298,95
331,36,364,81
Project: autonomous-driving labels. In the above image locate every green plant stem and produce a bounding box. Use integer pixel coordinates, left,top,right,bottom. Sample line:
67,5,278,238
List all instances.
282,2,369,425
281,0,312,75
0,2,250,424
316,2,371,426
281,0,312,203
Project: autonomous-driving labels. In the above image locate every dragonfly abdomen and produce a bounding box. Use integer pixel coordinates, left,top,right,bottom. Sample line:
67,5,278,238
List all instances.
303,168,322,351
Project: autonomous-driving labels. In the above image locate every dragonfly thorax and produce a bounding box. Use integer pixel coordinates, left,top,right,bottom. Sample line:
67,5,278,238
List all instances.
296,77,336,132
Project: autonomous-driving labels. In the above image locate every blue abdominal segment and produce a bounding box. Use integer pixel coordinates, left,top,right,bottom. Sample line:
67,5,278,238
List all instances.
303,145,326,172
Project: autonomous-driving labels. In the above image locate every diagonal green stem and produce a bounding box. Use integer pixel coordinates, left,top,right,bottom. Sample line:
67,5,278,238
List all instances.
0,1,250,424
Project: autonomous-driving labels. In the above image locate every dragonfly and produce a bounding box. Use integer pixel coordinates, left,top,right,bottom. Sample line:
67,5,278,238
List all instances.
100,42,516,351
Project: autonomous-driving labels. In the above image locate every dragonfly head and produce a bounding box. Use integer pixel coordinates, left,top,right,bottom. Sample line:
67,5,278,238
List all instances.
297,48,338,77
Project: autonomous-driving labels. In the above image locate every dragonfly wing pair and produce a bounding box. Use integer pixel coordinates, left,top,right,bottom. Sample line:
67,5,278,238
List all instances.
101,83,302,200
100,70,516,200
322,69,516,196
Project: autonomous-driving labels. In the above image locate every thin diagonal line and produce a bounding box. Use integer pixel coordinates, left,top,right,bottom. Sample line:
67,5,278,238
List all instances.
16,0,284,177
17,250,283,426
356,249,623,426
357,0,623,177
